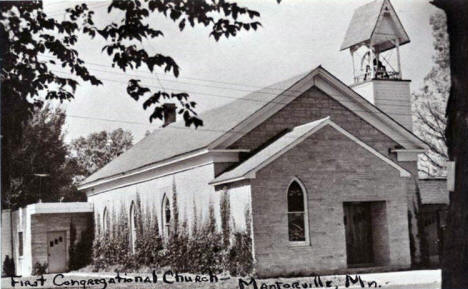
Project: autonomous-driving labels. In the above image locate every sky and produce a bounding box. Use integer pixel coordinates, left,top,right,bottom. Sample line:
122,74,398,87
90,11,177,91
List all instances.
43,0,442,143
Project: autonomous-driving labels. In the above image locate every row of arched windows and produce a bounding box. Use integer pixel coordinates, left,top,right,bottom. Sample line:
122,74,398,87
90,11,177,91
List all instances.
101,178,309,252
101,194,173,254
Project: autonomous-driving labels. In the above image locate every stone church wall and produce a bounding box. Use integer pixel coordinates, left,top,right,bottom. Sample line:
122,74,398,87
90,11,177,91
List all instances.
229,87,421,267
250,126,411,277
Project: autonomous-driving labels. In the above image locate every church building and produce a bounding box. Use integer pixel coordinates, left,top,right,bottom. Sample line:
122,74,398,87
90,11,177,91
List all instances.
79,0,429,277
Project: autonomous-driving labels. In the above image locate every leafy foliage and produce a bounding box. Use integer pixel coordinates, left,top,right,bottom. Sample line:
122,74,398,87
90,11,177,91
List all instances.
3,105,84,210
32,262,48,276
0,1,102,200
1,0,266,206
68,128,133,182
91,193,253,276
2,256,15,277
413,12,450,177
69,215,95,271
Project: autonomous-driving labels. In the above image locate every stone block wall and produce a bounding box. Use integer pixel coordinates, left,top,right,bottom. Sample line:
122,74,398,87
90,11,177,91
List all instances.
228,86,421,267
229,87,399,162
250,126,411,277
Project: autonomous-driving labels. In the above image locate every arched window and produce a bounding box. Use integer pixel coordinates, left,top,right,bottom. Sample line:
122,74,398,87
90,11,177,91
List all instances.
162,194,171,239
102,207,109,233
129,202,137,254
287,179,309,244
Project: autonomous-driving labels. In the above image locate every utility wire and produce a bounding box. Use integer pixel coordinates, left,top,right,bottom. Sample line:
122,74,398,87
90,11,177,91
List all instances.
40,55,413,107
50,68,414,116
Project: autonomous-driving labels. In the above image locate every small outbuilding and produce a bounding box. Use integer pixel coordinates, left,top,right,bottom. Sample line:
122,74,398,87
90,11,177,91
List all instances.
2,202,93,276
418,178,449,267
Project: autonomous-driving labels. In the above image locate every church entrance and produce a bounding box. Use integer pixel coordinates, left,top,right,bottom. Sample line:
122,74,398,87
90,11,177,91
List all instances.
343,202,374,267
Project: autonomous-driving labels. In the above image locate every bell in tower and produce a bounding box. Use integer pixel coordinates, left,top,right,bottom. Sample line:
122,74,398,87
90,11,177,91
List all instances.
341,0,413,131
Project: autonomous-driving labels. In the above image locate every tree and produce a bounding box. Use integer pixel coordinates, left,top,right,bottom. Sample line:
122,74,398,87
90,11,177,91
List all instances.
3,105,81,210
1,0,265,204
69,128,133,182
430,0,468,288
413,12,450,177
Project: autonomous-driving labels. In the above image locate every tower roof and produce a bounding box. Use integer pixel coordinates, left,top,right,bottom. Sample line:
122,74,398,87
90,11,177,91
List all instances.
340,0,410,52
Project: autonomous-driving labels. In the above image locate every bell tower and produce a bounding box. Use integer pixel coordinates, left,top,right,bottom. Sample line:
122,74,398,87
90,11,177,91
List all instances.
341,0,413,131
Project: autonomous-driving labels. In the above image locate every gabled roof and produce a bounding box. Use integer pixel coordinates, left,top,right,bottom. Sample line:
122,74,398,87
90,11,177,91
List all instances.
80,66,426,188
419,178,449,205
340,0,410,52
210,117,411,186
81,73,305,185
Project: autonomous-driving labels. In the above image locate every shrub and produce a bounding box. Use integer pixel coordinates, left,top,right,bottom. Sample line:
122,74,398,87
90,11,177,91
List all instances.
226,231,253,276
90,191,254,276
32,262,47,275
92,205,132,271
2,255,15,277
221,192,231,248
69,214,94,271
134,199,164,268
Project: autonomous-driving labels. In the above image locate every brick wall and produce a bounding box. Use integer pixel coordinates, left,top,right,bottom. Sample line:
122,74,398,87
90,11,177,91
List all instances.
229,87,399,160
228,86,421,266
250,126,411,277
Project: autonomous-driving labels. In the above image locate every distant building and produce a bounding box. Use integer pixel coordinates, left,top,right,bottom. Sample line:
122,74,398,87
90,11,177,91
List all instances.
418,177,449,267
2,203,93,276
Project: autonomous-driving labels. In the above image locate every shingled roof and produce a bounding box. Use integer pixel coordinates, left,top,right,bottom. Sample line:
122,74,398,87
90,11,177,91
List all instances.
81,73,305,185
80,66,427,188
210,117,331,185
210,117,411,185
340,0,410,52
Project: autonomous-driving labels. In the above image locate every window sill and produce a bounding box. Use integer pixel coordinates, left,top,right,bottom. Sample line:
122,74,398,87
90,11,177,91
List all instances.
288,242,310,248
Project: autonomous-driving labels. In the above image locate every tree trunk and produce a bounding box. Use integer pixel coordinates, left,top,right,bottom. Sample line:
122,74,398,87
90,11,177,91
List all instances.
432,0,468,288
0,21,10,209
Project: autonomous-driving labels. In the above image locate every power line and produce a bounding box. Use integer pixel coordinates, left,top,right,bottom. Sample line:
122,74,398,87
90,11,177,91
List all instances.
39,54,414,106
67,114,152,126
39,55,304,95
50,68,414,116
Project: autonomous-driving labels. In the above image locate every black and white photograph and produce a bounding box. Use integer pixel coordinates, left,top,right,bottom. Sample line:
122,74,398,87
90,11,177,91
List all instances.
1,0,467,288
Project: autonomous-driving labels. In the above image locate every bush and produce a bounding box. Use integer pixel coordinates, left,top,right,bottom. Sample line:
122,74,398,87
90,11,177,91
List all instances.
32,262,47,275
2,255,15,277
226,231,253,276
92,205,132,271
91,191,254,276
69,214,94,271
133,197,164,268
